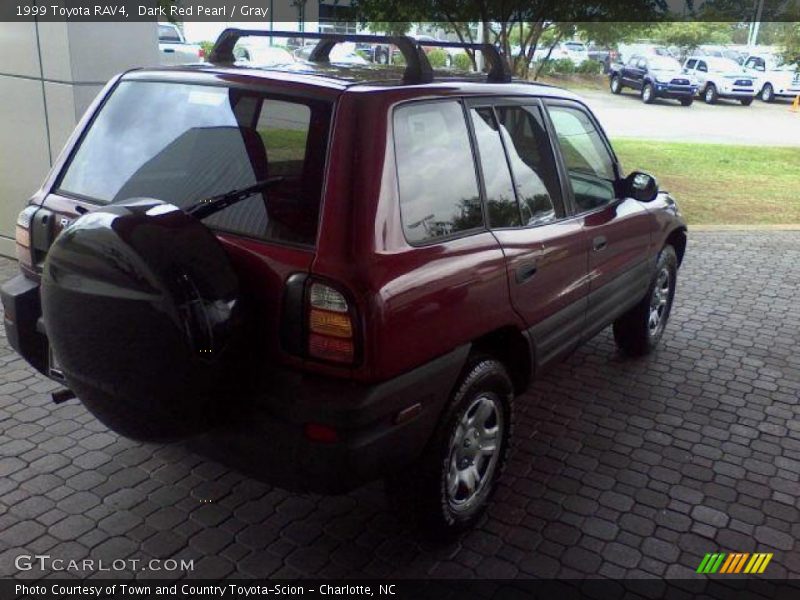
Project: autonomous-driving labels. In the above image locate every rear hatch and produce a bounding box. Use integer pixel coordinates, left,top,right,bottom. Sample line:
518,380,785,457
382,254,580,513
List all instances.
30,70,337,364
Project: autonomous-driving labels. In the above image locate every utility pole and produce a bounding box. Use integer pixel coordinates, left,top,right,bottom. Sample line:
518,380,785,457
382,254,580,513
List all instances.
748,0,764,48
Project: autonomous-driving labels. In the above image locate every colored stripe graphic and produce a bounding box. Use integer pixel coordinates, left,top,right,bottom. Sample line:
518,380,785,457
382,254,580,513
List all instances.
699,552,773,574
697,553,727,573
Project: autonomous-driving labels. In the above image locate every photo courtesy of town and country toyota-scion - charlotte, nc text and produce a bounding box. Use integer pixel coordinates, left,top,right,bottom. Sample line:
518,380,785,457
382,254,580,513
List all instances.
14,3,269,18
15,584,396,597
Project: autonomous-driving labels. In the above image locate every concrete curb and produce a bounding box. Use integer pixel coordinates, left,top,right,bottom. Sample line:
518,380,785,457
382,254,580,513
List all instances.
690,224,800,231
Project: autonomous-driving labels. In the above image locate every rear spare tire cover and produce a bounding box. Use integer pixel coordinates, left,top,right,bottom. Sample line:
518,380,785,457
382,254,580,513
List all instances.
41,199,241,441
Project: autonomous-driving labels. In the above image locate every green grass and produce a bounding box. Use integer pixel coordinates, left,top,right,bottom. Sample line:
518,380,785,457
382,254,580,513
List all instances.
612,140,800,225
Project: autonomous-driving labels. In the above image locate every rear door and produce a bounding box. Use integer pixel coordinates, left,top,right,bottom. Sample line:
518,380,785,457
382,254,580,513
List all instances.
466,98,589,366
544,100,655,341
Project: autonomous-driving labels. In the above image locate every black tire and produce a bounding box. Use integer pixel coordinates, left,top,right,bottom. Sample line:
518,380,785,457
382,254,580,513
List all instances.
703,84,718,104
610,75,623,94
760,83,775,102
679,96,693,106
740,97,754,106
386,357,514,536
641,82,656,104
613,246,678,357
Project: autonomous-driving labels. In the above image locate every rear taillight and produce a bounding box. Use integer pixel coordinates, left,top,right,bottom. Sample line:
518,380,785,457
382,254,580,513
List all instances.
15,206,37,269
307,282,355,364
198,47,206,60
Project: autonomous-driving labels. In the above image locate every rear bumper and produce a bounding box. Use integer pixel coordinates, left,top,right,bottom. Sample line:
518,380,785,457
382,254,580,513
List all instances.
189,346,468,493
1,274,48,376
1,272,468,494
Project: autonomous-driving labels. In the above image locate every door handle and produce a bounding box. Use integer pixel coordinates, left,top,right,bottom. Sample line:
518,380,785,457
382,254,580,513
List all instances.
593,236,608,252
515,261,538,284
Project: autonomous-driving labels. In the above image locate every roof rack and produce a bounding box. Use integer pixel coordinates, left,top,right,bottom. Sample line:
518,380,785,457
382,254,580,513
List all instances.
208,29,512,85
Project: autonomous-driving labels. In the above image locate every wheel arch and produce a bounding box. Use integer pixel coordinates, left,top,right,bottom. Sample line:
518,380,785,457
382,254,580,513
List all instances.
665,227,687,267
470,326,533,395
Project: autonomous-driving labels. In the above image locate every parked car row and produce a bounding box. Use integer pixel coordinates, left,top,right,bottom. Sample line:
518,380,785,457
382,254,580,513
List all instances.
609,51,799,106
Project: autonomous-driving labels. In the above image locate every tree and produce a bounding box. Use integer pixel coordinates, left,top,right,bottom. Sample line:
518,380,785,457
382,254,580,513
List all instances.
780,22,800,67
350,0,668,78
650,22,733,58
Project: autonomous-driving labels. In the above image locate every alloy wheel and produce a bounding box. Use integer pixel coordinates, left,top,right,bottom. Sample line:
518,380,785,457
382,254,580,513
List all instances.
446,393,503,512
648,267,671,337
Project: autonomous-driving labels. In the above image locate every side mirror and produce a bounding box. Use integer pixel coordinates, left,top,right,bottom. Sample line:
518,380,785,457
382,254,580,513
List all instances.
624,171,659,202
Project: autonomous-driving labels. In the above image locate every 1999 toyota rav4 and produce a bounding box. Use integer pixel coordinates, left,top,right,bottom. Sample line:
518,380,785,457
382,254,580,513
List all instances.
1,30,687,533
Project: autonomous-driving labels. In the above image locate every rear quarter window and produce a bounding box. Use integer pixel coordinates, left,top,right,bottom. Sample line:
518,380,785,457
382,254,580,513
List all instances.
393,100,483,244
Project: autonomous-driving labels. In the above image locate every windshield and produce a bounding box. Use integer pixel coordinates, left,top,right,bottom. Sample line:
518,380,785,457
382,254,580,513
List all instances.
707,57,742,72
649,56,681,70
57,81,332,246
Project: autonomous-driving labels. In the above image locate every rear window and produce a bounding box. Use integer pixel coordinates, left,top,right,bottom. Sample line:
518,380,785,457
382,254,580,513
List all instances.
57,80,331,246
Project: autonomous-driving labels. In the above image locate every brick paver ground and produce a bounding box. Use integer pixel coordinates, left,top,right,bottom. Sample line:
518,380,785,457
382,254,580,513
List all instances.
0,231,798,580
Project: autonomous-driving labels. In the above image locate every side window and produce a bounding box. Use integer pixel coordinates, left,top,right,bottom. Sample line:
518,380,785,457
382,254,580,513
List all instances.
697,61,708,72
686,59,697,70
394,101,483,244
469,108,520,228
496,105,562,224
627,55,639,66
255,99,310,178
547,104,617,212
637,58,648,70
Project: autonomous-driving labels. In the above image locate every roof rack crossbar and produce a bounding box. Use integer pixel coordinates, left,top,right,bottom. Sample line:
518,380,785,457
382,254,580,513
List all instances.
209,29,433,84
406,40,512,83
208,29,512,84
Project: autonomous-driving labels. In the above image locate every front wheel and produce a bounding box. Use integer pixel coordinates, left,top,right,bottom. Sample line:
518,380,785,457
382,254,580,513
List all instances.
386,358,513,535
613,246,677,357
740,97,754,106
760,83,775,102
704,84,718,104
641,82,656,104
610,75,623,94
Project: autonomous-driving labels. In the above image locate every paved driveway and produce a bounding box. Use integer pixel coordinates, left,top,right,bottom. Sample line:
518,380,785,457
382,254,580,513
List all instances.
578,89,800,146
1,231,799,580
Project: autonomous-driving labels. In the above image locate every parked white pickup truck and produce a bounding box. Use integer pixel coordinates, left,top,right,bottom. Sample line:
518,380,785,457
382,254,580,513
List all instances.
683,56,756,105
158,23,204,65
742,53,800,102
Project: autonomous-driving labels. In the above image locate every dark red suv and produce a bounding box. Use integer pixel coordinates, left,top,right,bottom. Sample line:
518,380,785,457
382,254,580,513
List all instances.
1,30,687,533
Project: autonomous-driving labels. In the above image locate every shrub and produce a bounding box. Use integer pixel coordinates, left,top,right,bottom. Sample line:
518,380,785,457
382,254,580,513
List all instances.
453,52,473,71
392,52,406,66
427,48,448,68
576,60,603,75
199,40,215,60
552,58,576,74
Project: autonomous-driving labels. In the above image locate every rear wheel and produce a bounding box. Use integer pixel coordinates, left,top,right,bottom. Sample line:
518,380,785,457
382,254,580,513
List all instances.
641,83,656,104
613,246,677,357
704,84,718,104
610,75,623,94
760,83,775,102
387,358,513,535
679,96,693,106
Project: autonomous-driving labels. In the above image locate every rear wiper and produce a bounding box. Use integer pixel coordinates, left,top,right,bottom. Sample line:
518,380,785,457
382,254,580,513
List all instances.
186,176,284,220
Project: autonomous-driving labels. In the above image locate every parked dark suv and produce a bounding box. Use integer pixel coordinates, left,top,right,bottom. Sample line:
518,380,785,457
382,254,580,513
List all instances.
1,30,687,533
609,54,698,105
